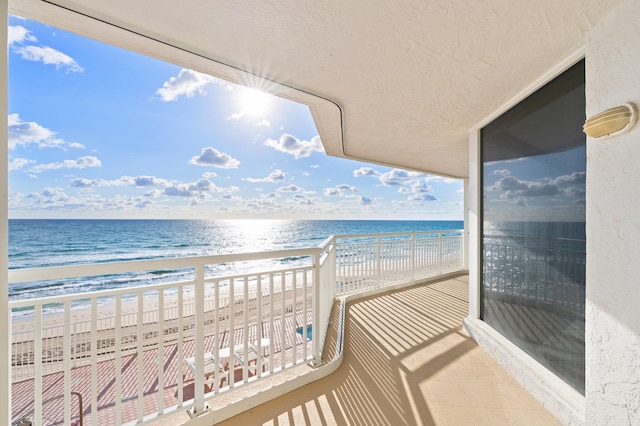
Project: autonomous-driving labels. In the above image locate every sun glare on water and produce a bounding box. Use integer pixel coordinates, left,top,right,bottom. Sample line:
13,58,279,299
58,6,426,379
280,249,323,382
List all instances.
225,219,291,252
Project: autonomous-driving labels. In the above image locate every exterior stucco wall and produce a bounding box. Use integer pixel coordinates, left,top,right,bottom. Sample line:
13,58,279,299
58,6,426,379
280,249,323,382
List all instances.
585,0,640,424
468,1,640,424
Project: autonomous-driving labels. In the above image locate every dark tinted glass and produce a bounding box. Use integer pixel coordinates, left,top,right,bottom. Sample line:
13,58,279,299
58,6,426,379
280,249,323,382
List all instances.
481,60,586,394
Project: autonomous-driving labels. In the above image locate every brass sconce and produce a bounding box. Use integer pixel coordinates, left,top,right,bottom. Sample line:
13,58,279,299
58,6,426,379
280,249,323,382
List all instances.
583,102,638,139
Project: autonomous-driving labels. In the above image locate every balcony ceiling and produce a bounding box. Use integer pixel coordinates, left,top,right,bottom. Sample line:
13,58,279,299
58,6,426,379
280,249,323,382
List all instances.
11,0,624,178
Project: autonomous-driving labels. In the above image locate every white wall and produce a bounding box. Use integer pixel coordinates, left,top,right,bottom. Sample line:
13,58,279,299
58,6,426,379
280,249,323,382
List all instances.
466,1,640,423
585,0,640,424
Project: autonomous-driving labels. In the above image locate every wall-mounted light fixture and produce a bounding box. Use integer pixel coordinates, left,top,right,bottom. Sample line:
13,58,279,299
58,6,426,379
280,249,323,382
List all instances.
583,102,638,139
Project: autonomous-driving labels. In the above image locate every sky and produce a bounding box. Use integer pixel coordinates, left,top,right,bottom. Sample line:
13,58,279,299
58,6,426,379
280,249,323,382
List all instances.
483,146,586,223
8,15,464,221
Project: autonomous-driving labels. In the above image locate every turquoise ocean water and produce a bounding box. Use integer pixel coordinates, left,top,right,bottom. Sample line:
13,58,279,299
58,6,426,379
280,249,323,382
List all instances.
9,219,463,302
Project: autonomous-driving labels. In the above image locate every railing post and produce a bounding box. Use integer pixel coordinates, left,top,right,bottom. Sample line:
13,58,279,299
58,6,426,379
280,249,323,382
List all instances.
64,301,71,425
330,238,337,300
190,263,208,417
410,233,416,283
34,305,43,425
311,252,322,366
376,235,381,282
438,232,443,275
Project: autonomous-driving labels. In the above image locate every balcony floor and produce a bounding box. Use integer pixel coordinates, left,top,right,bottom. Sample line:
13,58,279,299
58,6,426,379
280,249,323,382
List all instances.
216,275,560,425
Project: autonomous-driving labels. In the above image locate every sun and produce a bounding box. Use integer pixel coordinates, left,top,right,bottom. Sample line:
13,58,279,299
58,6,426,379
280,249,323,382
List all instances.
236,86,273,117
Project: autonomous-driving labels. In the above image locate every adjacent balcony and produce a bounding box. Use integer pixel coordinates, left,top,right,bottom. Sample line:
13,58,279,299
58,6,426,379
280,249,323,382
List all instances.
11,229,533,425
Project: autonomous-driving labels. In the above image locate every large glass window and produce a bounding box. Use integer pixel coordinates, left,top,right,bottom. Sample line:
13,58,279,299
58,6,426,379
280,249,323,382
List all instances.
481,60,586,394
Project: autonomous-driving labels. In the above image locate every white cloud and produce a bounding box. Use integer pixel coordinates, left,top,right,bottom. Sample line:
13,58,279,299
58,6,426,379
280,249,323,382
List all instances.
9,158,35,171
134,198,155,208
256,120,271,127
71,176,230,198
277,184,302,192
11,188,162,212
489,176,560,198
188,178,217,192
10,113,53,148
264,134,324,159
553,171,586,186
163,179,228,198
359,196,373,205
40,187,67,200
156,68,216,102
190,147,240,168
290,194,318,205
202,172,218,179
128,176,171,187
9,113,84,150
379,169,423,186
71,175,171,188
8,25,37,45
30,156,101,173
310,164,320,169
7,25,84,72
144,189,163,198
487,172,585,210
353,167,380,178
323,184,358,197
16,45,83,72
70,178,110,188
164,186,198,197
493,169,511,176
408,193,437,201
246,169,286,183
396,180,438,201
408,181,433,194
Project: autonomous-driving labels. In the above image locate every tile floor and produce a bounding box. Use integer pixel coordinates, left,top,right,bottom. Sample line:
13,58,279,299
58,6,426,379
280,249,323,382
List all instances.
209,275,560,425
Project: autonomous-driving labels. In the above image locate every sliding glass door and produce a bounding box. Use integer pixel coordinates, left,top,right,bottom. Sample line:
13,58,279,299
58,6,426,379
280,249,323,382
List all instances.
481,60,586,394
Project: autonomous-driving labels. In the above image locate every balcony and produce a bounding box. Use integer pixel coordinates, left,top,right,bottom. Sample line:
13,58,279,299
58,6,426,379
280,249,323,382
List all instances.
7,229,554,425
213,274,560,426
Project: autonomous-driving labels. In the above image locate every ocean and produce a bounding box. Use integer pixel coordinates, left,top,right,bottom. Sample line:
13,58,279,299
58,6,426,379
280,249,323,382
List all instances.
9,219,463,301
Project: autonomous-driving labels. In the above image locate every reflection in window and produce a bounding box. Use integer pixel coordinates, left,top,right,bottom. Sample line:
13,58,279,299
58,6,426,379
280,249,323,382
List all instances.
481,60,586,394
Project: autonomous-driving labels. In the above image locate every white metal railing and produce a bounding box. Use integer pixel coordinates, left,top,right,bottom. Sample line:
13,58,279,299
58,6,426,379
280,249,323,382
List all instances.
9,229,464,425
482,235,586,313
335,230,464,296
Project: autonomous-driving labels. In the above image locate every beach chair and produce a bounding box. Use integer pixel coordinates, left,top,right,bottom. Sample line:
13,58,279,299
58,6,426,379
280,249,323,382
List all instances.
233,344,258,369
184,352,228,386
234,339,271,373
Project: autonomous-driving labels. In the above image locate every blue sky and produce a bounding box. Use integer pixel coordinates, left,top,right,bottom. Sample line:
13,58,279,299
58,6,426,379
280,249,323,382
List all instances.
483,147,586,223
8,16,463,220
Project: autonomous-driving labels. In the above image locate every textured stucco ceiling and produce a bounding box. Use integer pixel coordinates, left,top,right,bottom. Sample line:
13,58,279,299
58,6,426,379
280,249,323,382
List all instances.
11,0,625,178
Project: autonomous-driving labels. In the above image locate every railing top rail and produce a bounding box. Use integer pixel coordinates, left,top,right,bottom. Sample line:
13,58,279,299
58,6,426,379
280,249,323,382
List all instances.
9,246,321,284
9,230,463,285
333,229,463,240
317,235,336,251
8,277,196,308
483,235,585,243
8,260,317,308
